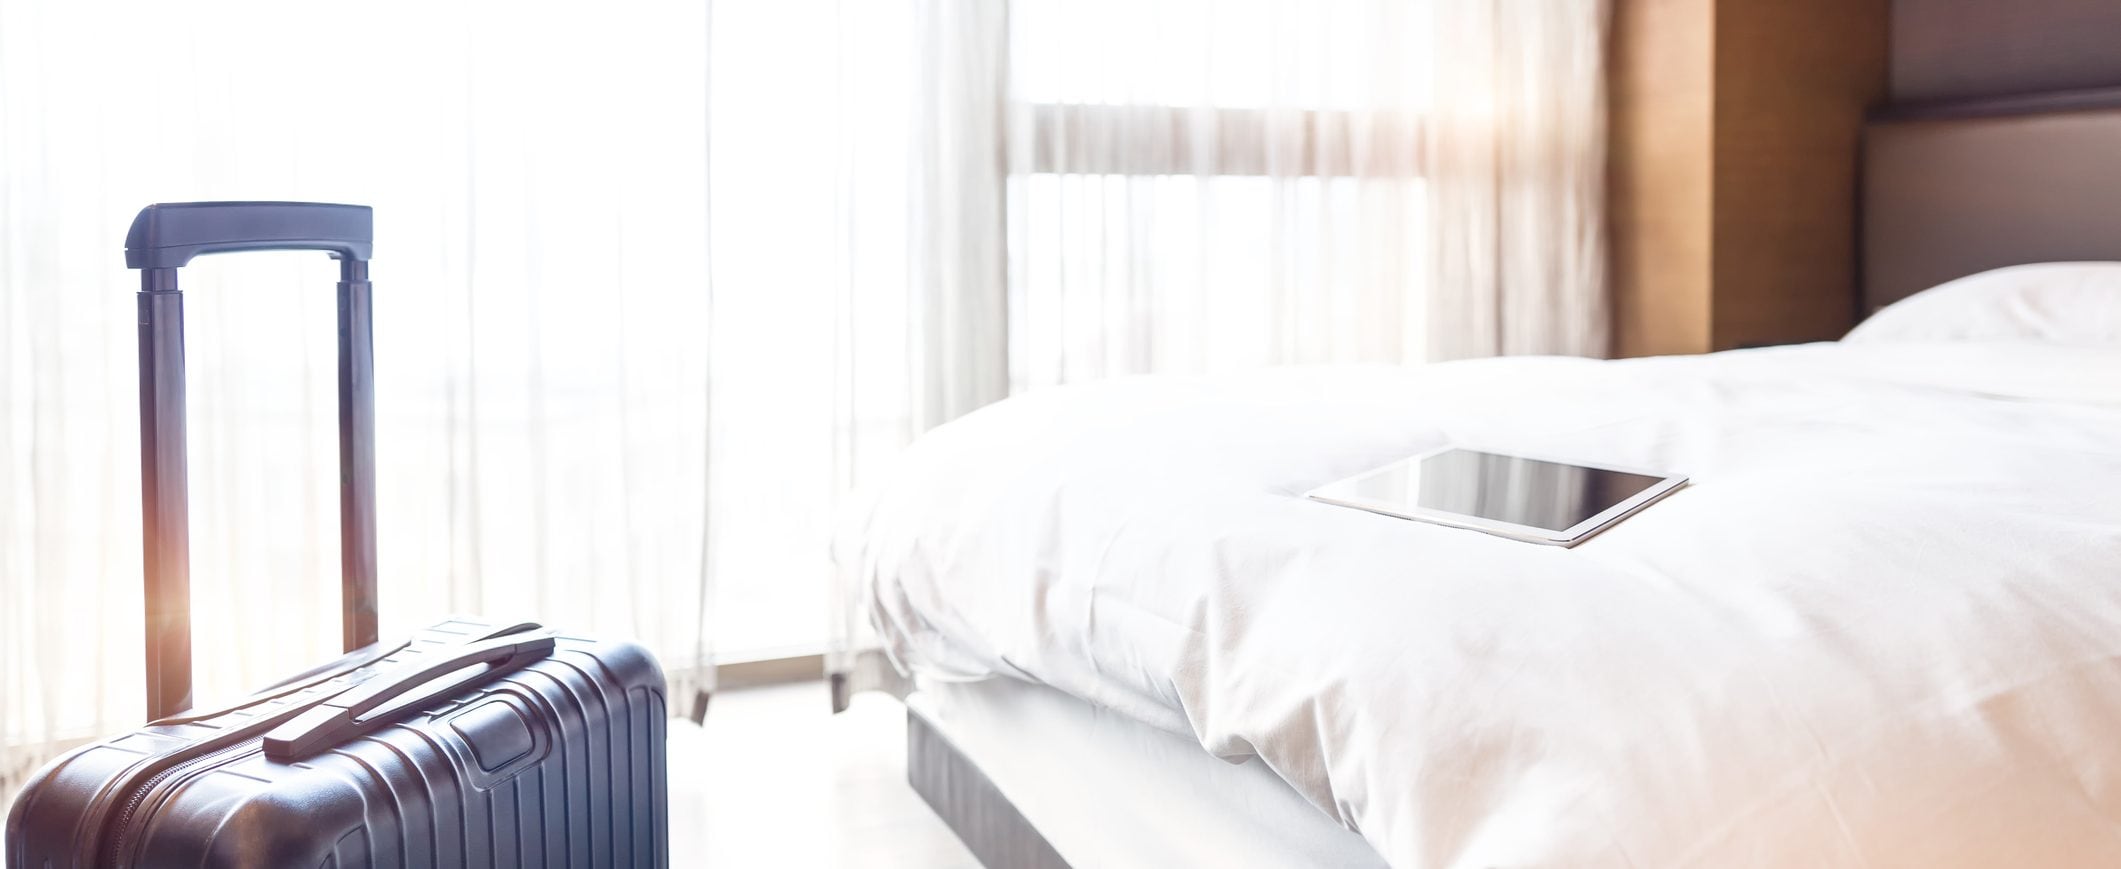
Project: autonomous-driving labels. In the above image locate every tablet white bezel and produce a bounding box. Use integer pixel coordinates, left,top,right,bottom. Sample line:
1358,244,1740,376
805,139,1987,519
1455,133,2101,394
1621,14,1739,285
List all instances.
1303,446,1689,548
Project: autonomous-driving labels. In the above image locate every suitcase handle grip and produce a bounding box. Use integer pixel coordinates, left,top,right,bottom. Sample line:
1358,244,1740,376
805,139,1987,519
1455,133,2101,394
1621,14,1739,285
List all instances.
261,633,556,761
126,201,373,269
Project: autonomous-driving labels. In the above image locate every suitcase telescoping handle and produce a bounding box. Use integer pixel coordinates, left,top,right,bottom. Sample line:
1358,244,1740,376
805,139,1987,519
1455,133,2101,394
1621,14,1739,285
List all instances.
127,202,379,721
260,633,557,761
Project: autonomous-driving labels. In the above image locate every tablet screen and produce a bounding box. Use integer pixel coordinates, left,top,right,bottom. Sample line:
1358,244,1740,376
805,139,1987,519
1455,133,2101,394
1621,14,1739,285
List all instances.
1314,449,1664,533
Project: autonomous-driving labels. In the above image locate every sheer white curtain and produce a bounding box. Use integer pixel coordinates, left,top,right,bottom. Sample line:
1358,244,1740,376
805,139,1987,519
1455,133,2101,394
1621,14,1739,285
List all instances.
0,0,719,797
1006,0,1608,377
1007,0,1433,386
830,0,1611,699
706,0,960,662
1427,0,1609,359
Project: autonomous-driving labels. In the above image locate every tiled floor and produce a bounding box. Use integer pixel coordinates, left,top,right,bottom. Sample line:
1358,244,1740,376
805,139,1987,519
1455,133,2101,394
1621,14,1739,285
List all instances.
668,682,979,867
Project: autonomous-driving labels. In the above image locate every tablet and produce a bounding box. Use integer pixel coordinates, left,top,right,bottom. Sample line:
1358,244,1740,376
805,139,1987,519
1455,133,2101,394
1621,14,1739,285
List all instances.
1305,448,1686,547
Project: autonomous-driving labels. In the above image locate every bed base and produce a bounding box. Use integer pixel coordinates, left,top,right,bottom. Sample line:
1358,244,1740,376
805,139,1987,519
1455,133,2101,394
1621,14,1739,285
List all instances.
906,704,1074,869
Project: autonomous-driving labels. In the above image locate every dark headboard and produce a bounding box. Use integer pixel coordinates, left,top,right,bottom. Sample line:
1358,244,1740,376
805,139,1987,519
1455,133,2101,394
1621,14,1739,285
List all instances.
1862,88,2121,314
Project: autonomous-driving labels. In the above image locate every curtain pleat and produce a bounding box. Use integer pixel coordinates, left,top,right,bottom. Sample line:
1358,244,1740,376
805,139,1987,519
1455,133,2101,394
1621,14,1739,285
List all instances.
826,0,1011,707
1426,0,1611,360
913,0,1014,430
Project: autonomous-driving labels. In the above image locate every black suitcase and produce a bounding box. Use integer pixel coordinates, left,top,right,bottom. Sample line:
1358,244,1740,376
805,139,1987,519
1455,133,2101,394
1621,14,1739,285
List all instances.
4,202,670,867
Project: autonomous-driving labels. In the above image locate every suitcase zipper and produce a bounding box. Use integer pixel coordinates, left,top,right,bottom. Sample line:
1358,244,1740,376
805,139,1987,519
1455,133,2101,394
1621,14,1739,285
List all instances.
100,741,264,868
89,647,407,865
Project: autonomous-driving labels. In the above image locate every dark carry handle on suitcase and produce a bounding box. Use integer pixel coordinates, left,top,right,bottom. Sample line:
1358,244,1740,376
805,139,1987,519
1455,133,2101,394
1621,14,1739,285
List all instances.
129,201,383,720
5,202,670,868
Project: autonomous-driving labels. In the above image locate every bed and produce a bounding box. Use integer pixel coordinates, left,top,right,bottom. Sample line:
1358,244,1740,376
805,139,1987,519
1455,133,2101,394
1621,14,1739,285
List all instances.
838,95,2121,868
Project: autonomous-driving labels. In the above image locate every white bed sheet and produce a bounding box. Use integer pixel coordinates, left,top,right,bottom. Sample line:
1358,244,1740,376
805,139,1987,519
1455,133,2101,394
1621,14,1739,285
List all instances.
841,341,2121,868
911,676,1388,869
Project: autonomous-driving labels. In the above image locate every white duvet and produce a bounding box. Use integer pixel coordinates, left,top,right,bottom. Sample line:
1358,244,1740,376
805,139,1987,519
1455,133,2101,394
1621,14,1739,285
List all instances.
839,340,2121,868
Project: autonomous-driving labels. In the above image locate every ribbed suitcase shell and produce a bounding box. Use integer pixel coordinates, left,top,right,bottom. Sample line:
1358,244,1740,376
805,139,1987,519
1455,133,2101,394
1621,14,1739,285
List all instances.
6,616,669,868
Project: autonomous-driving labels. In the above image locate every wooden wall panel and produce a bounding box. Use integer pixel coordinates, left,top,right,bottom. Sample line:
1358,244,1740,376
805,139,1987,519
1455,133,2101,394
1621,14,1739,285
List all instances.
1711,0,1888,349
1609,0,1713,358
1607,0,1887,357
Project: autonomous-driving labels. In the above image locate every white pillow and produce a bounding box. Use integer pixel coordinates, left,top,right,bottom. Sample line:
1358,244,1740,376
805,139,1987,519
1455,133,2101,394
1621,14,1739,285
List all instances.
1846,262,2121,345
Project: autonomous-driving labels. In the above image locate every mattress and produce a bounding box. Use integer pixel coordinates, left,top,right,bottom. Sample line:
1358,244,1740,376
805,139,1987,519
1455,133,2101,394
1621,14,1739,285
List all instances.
906,676,1388,869
841,339,2121,867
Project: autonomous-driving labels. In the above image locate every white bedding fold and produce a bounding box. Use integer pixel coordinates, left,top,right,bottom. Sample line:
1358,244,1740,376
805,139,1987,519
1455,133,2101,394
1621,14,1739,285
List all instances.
839,341,2121,868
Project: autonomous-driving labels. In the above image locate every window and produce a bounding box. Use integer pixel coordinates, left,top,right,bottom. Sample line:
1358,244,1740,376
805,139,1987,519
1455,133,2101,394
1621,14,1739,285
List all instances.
1004,0,1435,391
